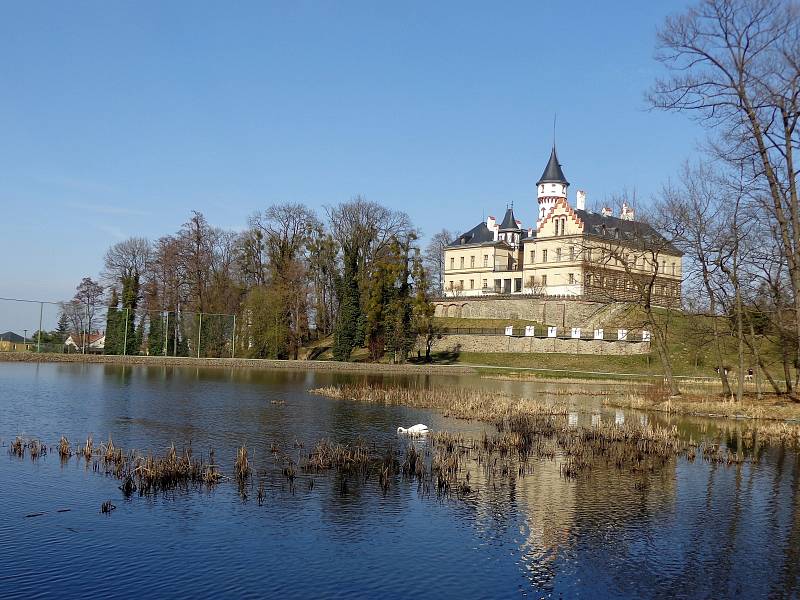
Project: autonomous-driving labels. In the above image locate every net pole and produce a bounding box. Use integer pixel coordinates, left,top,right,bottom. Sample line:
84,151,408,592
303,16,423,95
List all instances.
37,302,43,353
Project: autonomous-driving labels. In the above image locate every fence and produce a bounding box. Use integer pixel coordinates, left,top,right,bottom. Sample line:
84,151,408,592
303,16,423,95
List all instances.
0,297,237,359
438,326,651,343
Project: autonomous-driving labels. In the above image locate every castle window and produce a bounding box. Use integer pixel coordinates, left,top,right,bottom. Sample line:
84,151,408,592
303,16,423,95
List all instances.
530,250,535,263
450,257,454,270
470,255,475,268
569,246,575,261
448,280,454,290
541,275,547,286
569,273,575,285
542,250,548,263
484,255,489,267
556,248,562,262
459,280,464,290
460,257,464,269
671,262,676,275
482,279,487,289
469,279,474,289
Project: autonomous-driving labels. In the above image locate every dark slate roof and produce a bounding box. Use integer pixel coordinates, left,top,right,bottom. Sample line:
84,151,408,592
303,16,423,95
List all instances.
447,222,499,248
0,331,25,342
574,209,682,255
536,146,569,186
498,207,522,231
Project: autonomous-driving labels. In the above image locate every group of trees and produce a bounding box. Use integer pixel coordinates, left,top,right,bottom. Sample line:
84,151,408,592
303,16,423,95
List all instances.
60,197,445,362
644,0,800,399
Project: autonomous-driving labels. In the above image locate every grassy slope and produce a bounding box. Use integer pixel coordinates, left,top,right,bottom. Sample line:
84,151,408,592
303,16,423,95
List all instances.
432,308,787,380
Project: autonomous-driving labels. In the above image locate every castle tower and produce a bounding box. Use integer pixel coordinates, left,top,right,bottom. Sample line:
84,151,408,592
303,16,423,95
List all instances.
536,146,569,228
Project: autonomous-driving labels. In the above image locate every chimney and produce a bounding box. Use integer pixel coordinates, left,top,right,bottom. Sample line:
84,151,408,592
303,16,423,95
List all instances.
601,206,612,217
621,202,635,221
576,190,586,210
487,215,498,240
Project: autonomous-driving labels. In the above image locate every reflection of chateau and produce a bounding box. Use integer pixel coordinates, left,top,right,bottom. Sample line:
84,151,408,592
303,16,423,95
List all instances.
442,146,682,307
462,412,678,593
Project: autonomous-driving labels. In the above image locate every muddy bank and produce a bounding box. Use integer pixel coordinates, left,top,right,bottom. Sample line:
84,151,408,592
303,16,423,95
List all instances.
0,352,477,375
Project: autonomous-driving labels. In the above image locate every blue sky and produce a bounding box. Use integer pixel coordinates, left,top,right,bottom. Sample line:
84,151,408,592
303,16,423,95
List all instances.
0,1,703,330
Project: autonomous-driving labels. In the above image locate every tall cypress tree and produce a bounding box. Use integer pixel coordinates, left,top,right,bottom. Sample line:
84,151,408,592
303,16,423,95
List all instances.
333,248,361,361
119,275,139,355
148,312,164,356
104,288,120,354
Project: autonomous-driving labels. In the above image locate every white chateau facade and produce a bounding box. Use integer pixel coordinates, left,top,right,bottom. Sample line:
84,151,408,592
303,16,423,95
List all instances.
442,146,683,307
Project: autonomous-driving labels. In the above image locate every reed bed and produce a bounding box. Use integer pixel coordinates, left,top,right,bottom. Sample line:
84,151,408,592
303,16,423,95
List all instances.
610,385,800,423
311,383,567,426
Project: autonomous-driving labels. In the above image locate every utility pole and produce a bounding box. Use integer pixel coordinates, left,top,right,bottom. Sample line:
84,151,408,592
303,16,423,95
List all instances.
123,307,129,356
37,303,43,353
197,312,202,359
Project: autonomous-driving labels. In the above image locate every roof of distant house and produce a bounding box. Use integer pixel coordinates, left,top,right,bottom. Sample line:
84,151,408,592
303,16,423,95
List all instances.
65,332,105,344
0,331,25,343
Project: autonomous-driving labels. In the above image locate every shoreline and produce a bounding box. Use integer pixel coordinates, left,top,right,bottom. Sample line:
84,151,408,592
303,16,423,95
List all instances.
0,352,477,375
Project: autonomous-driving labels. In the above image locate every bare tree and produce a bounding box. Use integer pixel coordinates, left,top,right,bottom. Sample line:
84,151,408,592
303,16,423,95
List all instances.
102,237,152,284
650,0,800,398
423,229,453,297
66,277,105,353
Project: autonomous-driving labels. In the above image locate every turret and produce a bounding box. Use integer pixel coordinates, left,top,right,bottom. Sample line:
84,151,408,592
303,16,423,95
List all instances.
536,146,569,228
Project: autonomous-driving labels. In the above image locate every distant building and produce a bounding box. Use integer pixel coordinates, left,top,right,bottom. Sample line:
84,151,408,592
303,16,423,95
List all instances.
64,332,105,353
0,331,33,352
442,146,682,307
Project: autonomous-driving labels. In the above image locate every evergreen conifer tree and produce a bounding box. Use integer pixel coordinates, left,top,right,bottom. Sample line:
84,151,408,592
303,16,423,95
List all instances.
333,249,361,361
104,288,120,354
148,312,164,356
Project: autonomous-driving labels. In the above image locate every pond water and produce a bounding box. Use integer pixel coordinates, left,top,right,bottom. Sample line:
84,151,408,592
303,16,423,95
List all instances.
1,362,799,599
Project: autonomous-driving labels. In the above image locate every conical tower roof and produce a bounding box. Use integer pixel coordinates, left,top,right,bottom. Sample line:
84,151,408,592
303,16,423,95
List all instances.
536,146,569,186
498,207,522,231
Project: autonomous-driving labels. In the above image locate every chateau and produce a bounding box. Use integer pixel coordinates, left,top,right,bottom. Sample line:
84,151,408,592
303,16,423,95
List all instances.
442,146,682,308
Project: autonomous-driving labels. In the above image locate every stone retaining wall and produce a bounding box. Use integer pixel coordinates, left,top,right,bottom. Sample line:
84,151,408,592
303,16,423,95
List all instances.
423,333,649,355
433,297,612,327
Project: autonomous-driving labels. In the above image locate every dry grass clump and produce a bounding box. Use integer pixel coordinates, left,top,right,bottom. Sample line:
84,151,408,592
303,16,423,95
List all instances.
235,445,251,481
302,439,371,475
58,436,71,459
127,444,215,495
81,435,94,462
8,436,46,460
10,436,25,457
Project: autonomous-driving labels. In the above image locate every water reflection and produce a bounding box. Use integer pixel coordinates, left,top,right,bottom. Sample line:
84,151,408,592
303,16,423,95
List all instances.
1,362,799,598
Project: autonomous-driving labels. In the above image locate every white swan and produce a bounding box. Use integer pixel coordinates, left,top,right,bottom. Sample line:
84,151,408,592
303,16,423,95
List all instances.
397,424,430,436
